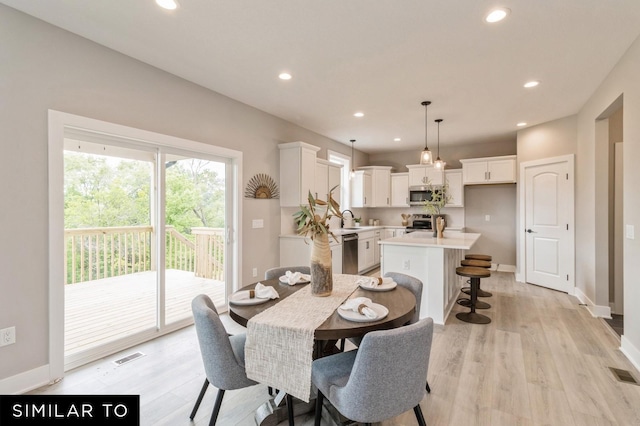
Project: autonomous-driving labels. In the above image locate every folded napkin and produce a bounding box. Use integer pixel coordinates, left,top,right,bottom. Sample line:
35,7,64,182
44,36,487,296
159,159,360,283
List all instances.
340,297,378,319
248,282,279,299
356,276,395,288
283,270,311,285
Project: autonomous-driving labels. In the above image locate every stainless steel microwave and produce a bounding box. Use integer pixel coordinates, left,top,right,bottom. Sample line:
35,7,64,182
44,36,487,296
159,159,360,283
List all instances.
408,185,440,206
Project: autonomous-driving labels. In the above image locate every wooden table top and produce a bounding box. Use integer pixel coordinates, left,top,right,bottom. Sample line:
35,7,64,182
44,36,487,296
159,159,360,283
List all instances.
228,276,416,341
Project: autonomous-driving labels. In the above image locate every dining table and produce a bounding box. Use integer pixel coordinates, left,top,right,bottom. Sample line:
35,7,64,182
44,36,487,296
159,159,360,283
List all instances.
227,273,417,426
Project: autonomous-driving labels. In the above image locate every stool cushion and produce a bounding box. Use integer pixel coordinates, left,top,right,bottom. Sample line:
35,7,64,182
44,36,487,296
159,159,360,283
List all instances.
461,259,491,268
456,266,491,279
465,254,492,261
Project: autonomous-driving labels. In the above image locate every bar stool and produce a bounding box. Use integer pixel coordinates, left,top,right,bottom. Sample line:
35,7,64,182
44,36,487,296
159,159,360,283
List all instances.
455,266,491,324
461,256,493,298
457,258,491,309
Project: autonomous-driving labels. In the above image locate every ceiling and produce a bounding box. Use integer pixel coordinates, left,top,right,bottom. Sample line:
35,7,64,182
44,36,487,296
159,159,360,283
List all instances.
3,0,640,154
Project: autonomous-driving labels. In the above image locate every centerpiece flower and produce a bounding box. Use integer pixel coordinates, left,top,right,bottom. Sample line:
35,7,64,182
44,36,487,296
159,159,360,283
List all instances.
293,186,342,296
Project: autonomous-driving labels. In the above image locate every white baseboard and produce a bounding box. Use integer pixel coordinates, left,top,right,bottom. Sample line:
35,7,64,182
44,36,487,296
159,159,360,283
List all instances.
574,287,612,319
0,364,51,395
515,272,524,283
621,336,640,374
497,264,516,273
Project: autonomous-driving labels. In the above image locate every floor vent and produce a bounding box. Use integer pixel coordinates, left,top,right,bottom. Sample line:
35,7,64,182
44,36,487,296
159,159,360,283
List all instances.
609,367,639,385
113,351,145,366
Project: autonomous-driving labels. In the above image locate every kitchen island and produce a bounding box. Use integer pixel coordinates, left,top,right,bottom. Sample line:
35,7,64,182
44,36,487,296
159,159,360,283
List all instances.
379,231,481,325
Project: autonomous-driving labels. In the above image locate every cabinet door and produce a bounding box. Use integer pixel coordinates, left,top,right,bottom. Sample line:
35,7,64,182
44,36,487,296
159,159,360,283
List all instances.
383,229,395,239
372,169,390,207
425,167,444,186
362,173,372,207
396,229,406,237
357,238,368,272
373,231,381,266
462,161,488,184
408,167,426,186
328,164,341,203
391,174,409,206
330,243,342,274
351,171,372,208
487,158,516,183
445,170,463,207
315,162,329,200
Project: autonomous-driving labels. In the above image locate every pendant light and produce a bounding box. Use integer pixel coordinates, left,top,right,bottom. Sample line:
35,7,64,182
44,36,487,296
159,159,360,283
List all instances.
434,119,446,169
350,139,356,178
419,101,433,165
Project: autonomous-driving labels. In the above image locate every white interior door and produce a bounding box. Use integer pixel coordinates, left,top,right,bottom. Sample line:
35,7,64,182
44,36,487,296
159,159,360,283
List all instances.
524,158,574,293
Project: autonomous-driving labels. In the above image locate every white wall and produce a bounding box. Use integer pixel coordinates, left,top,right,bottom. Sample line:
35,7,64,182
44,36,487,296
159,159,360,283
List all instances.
0,5,354,384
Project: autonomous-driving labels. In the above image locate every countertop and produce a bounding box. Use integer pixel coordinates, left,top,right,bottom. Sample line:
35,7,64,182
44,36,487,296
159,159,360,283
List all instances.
378,231,481,250
280,225,464,239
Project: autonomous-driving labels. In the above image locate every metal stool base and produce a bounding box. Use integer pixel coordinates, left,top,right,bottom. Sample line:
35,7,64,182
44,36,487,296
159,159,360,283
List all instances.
461,287,493,298
456,312,491,324
457,298,491,309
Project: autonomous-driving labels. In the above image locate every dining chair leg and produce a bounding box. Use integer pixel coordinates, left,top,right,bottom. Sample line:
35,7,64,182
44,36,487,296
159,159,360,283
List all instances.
314,390,324,426
209,389,225,426
414,405,427,426
286,394,295,426
190,378,209,420
425,380,431,393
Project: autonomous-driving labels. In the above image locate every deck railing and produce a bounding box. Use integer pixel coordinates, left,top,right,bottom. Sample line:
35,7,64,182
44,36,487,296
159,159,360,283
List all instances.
64,226,225,284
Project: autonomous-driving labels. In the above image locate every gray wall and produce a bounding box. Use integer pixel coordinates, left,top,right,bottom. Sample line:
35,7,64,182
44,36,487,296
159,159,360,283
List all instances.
0,5,357,381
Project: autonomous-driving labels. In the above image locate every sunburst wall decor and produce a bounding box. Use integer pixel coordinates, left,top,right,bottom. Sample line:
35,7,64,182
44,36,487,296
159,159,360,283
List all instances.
244,173,279,199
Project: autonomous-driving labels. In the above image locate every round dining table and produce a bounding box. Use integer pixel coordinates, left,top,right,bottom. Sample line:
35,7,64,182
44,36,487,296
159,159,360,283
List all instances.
228,276,417,342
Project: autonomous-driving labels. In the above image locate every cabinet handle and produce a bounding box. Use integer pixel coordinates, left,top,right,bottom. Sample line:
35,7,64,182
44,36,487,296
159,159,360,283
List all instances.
488,171,491,180
387,197,389,204
366,241,369,249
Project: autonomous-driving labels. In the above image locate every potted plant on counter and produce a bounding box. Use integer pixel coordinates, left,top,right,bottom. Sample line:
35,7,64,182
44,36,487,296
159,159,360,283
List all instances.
423,180,451,238
293,186,342,296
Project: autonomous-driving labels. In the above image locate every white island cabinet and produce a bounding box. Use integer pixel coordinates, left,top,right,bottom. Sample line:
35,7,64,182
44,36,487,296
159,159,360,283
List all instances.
379,231,481,325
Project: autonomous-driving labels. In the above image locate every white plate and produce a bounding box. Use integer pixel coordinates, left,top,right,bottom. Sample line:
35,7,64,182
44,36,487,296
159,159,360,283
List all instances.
229,290,272,306
359,281,397,292
278,275,310,285
337,303,389,323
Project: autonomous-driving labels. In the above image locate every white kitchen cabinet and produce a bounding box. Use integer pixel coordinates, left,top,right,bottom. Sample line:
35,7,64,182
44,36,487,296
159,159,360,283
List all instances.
407,165,444,187
351,170,372,208
358,166,392,207
373,229,381,266
390,173,409,207
444,169,463,207
460,155,516,185
383,229,396,239
279,236,343,274
357,230,376,273
279,142,320,207
315,159,342,202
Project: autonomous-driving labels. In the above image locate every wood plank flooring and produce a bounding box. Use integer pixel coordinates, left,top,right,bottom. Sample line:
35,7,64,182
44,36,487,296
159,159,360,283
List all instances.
34,271,640,425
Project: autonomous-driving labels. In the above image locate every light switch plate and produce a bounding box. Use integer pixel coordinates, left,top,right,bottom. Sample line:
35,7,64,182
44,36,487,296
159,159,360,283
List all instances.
626,225,635,240
252,219,264,228
485,215,491,222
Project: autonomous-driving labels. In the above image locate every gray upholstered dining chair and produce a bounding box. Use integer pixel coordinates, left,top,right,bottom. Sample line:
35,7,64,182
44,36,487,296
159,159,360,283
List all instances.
311,318,434,426
264,265,311,280
345,271,431,393
190,294,258,425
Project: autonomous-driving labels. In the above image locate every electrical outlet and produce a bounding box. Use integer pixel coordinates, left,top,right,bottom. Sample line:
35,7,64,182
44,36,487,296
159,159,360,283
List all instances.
0,326,16,347
403,260,410,270
626,225,635,240
252,267,258,277
252,219,264,229
485,215,491,222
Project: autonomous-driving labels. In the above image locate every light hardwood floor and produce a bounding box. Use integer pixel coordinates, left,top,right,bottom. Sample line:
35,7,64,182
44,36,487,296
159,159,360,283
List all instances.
32,272,640,425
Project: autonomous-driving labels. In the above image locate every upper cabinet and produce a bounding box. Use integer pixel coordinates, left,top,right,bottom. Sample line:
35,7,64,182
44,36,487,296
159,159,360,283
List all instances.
279,142,320,207
315,159,342,202
358,166,392,207
444,170,463,207
406,165,444,187
460,155,516,185
351,170,372,208
390,172,409,207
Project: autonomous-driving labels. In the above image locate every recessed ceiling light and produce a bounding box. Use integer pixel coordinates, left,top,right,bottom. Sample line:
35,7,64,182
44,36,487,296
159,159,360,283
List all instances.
278,73,292,80
156,0,178,10
394,138,401,142
524,80,540,88
354,112,364,118
517,122,527,127
485,7,510,23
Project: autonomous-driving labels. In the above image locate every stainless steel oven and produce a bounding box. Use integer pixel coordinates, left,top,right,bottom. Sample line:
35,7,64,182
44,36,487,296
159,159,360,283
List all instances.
342,233,359,274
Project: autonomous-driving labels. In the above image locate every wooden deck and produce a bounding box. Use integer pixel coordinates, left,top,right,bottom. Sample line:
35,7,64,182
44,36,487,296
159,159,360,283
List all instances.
64,269,225,356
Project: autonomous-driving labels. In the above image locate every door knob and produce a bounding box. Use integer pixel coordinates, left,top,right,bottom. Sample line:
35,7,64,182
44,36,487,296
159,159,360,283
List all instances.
526,229,536,233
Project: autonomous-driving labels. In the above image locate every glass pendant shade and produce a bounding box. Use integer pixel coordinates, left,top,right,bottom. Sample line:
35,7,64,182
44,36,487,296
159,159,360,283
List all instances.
420,149,433,165
433,118,445,169
419,101,433,165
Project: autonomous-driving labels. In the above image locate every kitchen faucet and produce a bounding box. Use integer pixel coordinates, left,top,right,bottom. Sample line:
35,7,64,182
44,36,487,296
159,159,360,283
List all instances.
341,210,354,227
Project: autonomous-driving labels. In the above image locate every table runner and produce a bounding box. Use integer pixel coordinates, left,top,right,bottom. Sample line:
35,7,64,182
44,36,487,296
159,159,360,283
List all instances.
244,274,360,402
